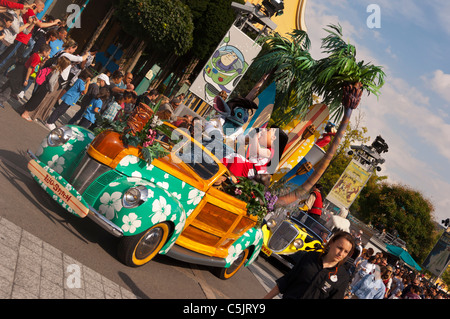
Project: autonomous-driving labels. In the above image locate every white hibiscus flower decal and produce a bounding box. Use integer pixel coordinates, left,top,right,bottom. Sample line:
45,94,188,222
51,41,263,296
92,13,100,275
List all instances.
171,192,181,201
119,155,139,167
173,213,186,235
226,244,244,264
151,196,172,224
187,189,204,206
121,213,141,234
70,127,85,142
62,143,73,151
47,155,65,174
99,191,123,220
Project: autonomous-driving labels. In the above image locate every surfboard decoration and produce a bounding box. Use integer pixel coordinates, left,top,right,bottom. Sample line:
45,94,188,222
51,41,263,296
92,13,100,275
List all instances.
242,82,276,134
271,103,329,183
278,142,327,187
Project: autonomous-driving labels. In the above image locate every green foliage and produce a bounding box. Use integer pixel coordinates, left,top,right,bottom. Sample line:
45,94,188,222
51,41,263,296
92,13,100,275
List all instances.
93,113,127,136
357,183,435,262
250,24,386,126
320,121,385,211
93,103,173,165
185,0,244,60
441,266,450,289
141,142,169,164
311,24,386,121
115,0,194,56
223,177,276,226
251,29,316,126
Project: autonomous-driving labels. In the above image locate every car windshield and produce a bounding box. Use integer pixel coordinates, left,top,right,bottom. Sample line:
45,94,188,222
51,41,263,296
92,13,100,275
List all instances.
290,209,332,243
157,124,220,180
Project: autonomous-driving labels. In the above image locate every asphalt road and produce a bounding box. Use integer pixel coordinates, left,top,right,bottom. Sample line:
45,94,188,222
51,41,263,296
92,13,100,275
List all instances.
0,96,284,299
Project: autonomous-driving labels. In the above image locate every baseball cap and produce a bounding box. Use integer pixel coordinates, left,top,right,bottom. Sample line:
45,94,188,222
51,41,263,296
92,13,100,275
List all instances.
97,73,110,85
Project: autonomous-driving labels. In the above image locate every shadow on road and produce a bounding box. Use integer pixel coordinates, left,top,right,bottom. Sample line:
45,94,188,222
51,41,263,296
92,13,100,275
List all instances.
118,271,151,299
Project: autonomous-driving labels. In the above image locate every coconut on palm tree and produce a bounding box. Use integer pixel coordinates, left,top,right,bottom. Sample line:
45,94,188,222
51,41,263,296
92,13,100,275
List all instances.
276,24,385,205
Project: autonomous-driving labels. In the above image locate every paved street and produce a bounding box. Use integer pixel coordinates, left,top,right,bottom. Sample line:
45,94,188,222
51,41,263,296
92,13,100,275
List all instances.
0,93,283,300
0,216,138,299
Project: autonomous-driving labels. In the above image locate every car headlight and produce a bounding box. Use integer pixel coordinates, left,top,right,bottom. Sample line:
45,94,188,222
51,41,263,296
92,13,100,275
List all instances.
122,185,148,208
266,219,277,229
293,238,304,249
47,126,72,147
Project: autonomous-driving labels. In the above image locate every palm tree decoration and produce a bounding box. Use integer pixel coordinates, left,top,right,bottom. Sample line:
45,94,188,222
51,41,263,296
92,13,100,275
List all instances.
276,24,386,205
247,29,316,125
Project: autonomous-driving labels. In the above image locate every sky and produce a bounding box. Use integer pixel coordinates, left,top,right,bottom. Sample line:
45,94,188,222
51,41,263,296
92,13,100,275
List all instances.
302,0,450,223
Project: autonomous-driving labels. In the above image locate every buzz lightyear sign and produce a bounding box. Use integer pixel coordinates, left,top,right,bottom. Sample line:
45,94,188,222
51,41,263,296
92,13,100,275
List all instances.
190,25,262,105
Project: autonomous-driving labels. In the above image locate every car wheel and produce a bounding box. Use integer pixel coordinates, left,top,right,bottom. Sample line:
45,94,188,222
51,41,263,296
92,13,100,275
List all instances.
216,248,250,280
118,222,170,267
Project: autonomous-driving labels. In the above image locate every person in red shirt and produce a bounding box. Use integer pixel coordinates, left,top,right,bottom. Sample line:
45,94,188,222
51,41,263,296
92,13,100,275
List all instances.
0,0,60,74
301,183,324,223
15,0,60,45
0,0,34,10
23,43,50,87
0,43,50,107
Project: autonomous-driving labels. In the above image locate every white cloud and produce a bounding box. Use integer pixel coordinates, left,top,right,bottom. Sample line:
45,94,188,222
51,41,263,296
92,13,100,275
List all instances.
385,46,397,59
427,69,450,103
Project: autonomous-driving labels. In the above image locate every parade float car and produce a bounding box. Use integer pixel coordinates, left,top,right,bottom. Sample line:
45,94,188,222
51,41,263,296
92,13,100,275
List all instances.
261,208,332,269
26,105,263,280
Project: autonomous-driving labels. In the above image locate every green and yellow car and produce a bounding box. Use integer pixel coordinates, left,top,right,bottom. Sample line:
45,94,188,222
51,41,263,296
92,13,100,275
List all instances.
27,122,263,279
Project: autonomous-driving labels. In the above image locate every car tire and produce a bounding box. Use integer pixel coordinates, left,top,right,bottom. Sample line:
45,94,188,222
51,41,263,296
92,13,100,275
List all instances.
216,248,250,280
118,222,171,267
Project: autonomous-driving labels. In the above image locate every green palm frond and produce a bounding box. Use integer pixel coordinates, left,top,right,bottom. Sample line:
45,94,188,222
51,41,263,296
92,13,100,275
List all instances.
251,29,316,125
249,24,386,126
310,24,386,121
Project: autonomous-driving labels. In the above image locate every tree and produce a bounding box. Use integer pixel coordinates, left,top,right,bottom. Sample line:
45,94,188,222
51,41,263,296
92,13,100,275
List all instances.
317,114,387,213
185,0,244,61
320,116,371,193
247,29,316,124
169,0,244,95
115,0,194,56
441,266,450,289
275,24,386,205
357,183,435,262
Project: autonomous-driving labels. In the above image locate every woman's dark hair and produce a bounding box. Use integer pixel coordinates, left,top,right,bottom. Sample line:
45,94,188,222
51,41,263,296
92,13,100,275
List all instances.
111,70,124,80
0,12,14,24
322,231,355,266
368,255,377,263
38,43,51,54
114,93,124,102
315,183,323,192
45,29,58,41
78,68,93,81
97,87,110,102
124,90,137,100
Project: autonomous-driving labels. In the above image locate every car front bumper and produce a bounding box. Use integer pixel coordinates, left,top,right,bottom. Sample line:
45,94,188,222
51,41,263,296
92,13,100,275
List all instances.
27,149,123,238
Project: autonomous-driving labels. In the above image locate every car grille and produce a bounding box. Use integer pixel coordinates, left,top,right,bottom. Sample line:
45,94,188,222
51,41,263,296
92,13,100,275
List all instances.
268,220,299,252
68,154,123,205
